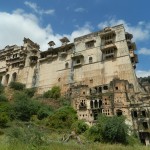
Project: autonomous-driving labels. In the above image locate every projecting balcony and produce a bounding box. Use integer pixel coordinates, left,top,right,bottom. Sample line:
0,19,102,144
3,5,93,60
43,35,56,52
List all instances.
71,53,84,59
19,63,24,67
29,55,38,59
52,54,58,58
31,48,38,53
73,63,82,67
39,57,47,62
101,43,116,51
46,54,52,59
129,51,134,57
60,51,67,56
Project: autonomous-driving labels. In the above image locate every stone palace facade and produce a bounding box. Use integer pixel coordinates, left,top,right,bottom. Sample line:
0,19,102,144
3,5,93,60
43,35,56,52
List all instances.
0,24,150,144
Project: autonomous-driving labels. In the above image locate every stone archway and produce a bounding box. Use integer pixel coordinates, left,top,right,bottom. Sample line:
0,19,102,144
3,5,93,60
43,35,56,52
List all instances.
5,74,10,85
12,72,17,82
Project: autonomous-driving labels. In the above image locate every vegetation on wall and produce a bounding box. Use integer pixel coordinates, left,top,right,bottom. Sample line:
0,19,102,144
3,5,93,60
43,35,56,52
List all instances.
0,83,142,149
43,86,61,99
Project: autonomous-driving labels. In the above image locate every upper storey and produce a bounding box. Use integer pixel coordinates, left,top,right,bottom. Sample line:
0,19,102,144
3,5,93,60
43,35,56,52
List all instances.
0,24,138,72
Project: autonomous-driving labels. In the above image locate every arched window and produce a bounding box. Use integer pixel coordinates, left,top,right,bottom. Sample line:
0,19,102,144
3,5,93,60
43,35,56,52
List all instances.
65,62,69,69
95,100,98,108
5,74,9,85
0,76,2,84
131,110,137,118
12,72,17,82
90,100,93,108
89,57,93,63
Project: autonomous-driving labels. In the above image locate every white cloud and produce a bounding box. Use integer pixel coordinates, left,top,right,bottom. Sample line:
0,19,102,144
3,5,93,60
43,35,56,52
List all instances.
74,7,85,13
136,70,150,77
0,10,92,51
98,19,150,42
24,1,55,15
138,48,150,55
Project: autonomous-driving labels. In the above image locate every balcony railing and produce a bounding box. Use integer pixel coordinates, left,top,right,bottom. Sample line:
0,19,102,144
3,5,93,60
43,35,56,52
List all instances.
71,53,84,58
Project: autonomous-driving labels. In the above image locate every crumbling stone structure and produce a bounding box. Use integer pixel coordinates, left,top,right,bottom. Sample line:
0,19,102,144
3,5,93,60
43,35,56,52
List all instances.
0,24,150,145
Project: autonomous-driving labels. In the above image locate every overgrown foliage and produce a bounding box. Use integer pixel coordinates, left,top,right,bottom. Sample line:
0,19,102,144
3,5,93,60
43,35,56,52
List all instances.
0,112,9,127
0,83,4,94
24,87,36,97
71,120,89,134
47,106,77,129
9,82,25,91
43,86,61,99
87,115,129,144
7,124,48,147
0,94,8,102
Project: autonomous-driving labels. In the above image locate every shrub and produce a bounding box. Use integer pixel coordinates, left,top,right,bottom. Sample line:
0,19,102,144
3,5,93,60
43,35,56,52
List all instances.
9,82,25,91
43,86,61,99
24,87,36,97
87,114,129,144
48,106,77,129
0,83,4,94
58,96,71,106
0,94,8,102
7,125,47,146
0,112,9,127
37,105,53,120
12,92,40,121
71,120,89,134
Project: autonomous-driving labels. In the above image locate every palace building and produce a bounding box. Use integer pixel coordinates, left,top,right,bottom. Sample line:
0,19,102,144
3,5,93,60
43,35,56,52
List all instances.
0,24,150,145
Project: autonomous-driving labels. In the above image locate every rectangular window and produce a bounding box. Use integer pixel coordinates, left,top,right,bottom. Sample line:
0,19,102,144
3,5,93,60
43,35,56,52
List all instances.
85,40,95,49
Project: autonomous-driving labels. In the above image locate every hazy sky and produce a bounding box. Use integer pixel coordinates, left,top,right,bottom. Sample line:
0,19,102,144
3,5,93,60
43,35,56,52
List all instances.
0,0,150,77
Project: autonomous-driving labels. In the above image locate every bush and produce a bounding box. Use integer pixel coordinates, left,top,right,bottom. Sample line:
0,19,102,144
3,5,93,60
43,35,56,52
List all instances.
87,114,129,144
0,112,9,127
43,86,61,99
37,105,53,120
24,88,36,97
0,83,4,94
48,106,77,129
7,125,47,146
0,94,8,102
58,96,71,106
71,120,89,134
9,82,25,91
12,92,40,121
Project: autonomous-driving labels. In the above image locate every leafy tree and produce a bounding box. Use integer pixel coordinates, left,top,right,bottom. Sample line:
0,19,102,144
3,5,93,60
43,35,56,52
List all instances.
102,116,128,144
87,114,129,144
